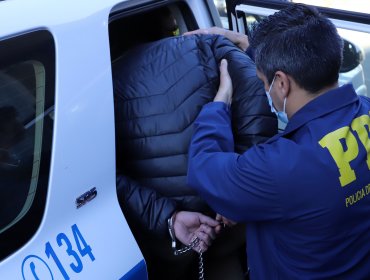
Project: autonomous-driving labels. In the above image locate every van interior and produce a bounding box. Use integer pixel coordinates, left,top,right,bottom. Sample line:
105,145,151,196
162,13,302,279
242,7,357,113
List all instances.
109,3,198,61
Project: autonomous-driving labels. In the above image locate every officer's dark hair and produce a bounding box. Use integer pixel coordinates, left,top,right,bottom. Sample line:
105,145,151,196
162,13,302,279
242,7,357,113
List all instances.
249,3,343,93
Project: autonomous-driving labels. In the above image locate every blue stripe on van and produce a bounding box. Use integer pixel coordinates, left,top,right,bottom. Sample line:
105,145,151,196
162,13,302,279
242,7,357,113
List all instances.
119,259,147,280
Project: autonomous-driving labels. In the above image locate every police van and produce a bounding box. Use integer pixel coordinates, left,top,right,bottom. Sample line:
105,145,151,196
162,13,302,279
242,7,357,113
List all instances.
0,0,369,279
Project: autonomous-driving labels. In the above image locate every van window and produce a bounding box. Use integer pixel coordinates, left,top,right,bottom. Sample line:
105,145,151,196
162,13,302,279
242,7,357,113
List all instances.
224,1,370,101
0,30,55,261
296,0,370,14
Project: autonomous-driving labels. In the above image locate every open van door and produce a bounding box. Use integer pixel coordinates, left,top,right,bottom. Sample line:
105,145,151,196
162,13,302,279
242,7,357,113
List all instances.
222,0,370,98
218,0,370,130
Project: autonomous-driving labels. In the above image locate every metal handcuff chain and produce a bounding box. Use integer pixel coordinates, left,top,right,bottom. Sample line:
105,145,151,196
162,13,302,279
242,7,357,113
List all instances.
168,214,205,280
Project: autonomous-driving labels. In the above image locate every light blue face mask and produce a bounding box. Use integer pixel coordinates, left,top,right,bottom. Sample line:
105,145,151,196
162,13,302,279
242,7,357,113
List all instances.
265,76,289,124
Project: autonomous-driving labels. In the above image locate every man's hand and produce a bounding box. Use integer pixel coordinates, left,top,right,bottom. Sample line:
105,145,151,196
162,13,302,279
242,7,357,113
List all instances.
216,213,237,229
173,211,220,253
214,59,233,105
184,26,249,51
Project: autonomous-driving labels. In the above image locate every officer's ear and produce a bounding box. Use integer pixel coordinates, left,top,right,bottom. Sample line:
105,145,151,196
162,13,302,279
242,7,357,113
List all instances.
274,71,291,100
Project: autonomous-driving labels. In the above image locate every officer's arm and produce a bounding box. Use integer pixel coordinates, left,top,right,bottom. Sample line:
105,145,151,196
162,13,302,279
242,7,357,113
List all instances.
187,102,282,222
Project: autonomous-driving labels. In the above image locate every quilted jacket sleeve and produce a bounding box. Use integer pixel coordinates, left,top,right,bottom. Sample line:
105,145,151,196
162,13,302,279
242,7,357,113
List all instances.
116,175,177,238
211,35,278,153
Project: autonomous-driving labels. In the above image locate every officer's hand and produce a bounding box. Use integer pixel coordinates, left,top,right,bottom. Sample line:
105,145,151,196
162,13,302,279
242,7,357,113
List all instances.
173,211,220,253
184,26,249,51
214,59,233,105
216,213,237,229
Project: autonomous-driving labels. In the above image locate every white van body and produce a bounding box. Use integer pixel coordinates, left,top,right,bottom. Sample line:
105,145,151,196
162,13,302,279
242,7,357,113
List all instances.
0,0,217,279
0,0,144,279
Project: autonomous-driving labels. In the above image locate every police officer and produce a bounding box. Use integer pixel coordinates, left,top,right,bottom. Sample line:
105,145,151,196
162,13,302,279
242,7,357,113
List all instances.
187,4,370,279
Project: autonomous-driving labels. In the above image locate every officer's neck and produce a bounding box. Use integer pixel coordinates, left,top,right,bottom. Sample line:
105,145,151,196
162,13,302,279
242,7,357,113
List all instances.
287,81,339,119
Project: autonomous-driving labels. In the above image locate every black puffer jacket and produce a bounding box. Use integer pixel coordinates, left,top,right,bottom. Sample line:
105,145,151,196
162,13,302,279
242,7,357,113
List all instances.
113,34,277,238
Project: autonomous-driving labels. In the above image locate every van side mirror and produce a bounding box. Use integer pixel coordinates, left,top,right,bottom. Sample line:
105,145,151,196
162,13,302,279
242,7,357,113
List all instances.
340,38,363,73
